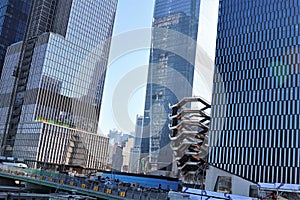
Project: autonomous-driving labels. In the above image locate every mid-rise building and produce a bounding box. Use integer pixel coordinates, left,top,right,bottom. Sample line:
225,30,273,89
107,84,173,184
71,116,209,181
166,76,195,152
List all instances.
111,145,123,172
0,0,117,169
0,0,31,75
207,0,300,195
122,137,134,172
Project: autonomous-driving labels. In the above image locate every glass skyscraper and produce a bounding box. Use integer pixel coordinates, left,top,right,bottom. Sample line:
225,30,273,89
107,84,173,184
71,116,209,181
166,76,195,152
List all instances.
0,0,117,169
208,0,300,189
141,0,200,174
0,0,31,75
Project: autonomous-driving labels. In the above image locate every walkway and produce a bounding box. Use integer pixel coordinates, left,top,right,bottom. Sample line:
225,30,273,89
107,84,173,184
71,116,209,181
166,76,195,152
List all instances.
0,165,168,199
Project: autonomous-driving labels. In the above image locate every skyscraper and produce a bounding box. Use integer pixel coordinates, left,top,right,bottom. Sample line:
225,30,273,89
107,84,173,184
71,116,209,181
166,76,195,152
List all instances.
0,0,31,75
134,115,143,148
129,115,143,173
207,0,300,194
141,0,201,174
0,0,117,169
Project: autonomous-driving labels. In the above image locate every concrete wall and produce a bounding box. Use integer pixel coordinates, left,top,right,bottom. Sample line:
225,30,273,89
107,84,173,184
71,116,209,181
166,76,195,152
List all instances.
205,166,255,196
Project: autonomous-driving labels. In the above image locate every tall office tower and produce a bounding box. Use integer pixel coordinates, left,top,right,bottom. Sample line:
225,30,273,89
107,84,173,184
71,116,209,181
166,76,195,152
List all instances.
134,115,143,147
129,115,143,173
0,0,117,169
207,0,300,195
0,0,31,75
141,0,201,175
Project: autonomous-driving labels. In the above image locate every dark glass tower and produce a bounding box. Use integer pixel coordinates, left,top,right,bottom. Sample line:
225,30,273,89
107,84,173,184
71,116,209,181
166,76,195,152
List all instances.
141,0,200,174
0,0,117,169
209,0,300,184
0,0,31,75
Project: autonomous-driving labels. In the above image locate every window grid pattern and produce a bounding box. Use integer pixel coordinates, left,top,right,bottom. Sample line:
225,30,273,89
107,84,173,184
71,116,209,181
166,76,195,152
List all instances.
0,0,31,74
12,122,109,169
141,0,200,171
209,0,300,184
0,0,117,166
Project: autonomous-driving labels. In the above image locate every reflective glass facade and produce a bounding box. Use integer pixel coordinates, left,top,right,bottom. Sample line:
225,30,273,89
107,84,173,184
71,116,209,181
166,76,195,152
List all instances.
0,0,117,168
0,0,31,75
141,0,200,173
209,0,300,184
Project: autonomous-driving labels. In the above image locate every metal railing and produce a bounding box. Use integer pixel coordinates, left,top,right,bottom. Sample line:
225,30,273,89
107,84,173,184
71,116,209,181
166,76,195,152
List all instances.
0,164,168,200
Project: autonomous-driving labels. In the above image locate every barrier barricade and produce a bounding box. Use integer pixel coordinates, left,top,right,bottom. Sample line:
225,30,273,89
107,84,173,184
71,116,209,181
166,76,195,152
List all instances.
106,188,112,194
119,191,126,197
93,186,98,191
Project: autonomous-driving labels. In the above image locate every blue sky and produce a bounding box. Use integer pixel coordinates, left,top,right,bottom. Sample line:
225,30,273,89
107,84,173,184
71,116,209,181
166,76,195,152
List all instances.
98,0,155,135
